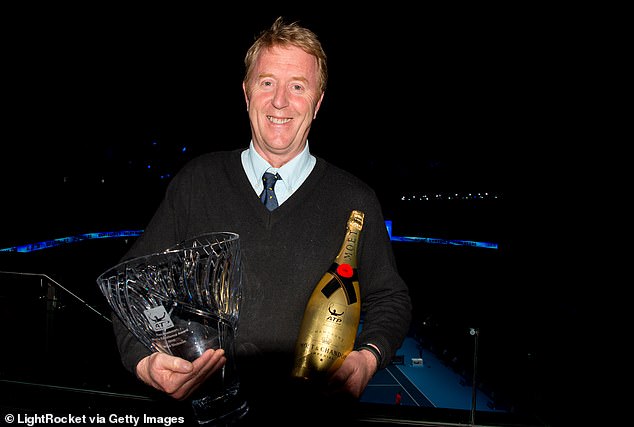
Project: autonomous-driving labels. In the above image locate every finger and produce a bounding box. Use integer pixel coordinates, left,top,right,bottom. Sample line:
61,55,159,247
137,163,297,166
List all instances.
166,354,194,374
328,357,353,386
191,349,227,384
192,348,225,371
153,349,228,400
171,349,227,400
148,354,194,395
149,352,193,375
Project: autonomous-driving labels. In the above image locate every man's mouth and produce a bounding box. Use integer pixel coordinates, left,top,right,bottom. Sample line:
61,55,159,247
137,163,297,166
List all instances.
267,116,291,124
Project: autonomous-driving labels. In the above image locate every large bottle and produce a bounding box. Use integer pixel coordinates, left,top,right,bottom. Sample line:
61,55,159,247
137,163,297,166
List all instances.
292,210,365,381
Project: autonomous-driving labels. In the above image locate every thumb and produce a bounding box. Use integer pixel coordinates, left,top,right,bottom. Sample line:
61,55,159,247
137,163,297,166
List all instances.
170,356,193,373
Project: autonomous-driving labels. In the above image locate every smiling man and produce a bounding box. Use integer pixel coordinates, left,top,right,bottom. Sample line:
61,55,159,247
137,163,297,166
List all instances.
243,43,324,168
111,16,412,423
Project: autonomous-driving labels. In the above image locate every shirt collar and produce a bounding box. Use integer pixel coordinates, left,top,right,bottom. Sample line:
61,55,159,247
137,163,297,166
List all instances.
244,141,314,193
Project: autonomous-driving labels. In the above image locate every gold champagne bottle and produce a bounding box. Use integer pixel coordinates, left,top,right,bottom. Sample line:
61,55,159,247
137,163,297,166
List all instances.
292,210,365,381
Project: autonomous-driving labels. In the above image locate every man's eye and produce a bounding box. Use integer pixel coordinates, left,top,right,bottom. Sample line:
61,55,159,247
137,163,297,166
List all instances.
262,81,273,87
292,84,303,91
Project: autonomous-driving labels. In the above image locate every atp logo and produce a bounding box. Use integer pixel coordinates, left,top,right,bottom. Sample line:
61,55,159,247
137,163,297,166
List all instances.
144,305,175,331
328,303,344,317
326,302,345,323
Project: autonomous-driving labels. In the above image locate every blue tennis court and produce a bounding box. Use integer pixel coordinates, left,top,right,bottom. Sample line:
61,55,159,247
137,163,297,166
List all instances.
360,337,503,412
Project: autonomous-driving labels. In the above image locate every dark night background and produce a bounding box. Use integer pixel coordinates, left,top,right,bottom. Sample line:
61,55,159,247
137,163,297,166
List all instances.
2,7,528,240
0,5,597,426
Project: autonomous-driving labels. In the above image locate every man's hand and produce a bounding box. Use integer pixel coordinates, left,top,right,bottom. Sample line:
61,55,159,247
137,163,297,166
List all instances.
136,349,226,400
327,348,379,398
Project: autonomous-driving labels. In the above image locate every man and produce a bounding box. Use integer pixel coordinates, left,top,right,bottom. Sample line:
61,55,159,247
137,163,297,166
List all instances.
112,16,412,422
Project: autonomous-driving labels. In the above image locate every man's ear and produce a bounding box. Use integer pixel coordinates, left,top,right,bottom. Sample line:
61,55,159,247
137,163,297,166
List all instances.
314,91,325,119
242,82,249,111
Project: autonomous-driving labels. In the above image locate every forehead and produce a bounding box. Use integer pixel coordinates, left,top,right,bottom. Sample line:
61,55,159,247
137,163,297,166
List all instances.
254,45,319,81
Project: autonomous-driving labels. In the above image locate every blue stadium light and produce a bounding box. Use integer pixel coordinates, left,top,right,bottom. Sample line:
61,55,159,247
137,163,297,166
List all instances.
385,220,497,249
385,220,394,239
389,235,498,249
0,230,144,253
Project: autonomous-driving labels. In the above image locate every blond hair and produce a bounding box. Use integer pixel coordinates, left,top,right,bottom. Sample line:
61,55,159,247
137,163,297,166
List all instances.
243,16,328,95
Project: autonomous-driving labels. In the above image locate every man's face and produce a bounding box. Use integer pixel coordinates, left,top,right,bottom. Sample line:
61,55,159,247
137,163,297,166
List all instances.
243,45,324,167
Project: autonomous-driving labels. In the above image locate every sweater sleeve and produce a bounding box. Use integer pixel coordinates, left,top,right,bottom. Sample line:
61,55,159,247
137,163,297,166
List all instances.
112,311,152,375
109,167,189,374
355,196,412,371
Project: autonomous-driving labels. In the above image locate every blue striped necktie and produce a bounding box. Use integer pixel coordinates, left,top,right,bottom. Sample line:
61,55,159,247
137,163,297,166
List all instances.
260,172,281,210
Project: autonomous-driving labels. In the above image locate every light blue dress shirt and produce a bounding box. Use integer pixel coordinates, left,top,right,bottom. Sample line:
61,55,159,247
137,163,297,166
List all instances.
241,141,316,206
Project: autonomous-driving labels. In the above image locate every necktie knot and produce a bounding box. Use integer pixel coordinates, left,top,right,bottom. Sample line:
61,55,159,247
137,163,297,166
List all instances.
260,172,281,210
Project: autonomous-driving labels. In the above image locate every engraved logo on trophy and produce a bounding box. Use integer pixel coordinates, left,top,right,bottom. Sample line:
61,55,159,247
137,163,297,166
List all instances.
143,306,175,331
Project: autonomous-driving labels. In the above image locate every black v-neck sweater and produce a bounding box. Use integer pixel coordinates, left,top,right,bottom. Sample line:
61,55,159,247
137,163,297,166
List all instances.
112,149,412,384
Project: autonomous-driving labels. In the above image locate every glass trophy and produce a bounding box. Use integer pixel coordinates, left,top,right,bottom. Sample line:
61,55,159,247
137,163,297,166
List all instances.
97,232,248,425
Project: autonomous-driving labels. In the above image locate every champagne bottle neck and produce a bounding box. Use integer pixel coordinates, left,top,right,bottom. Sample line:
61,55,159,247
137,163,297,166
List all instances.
334,228,361,268
333,210,364,268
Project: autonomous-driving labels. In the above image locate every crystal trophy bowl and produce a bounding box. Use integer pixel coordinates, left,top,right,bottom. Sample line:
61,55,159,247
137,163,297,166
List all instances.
97,232,248,425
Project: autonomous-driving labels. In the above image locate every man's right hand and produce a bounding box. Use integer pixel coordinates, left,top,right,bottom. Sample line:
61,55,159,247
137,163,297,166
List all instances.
136,348,226,400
